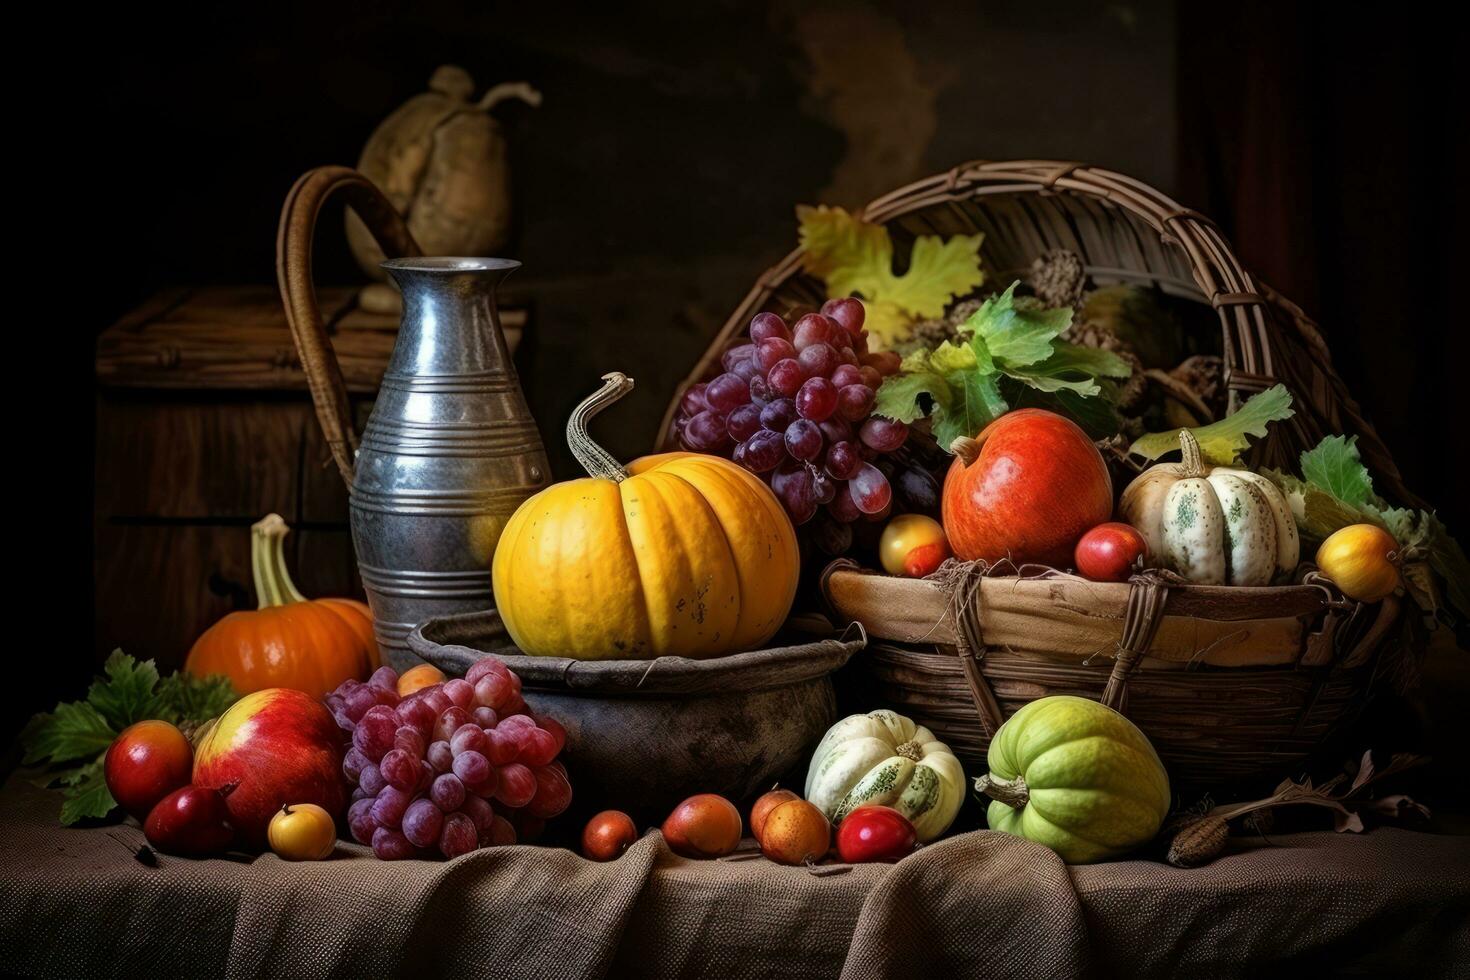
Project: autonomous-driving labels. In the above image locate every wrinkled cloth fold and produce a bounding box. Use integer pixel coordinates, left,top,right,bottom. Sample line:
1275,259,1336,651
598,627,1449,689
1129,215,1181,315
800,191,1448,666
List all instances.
2,776,1466,979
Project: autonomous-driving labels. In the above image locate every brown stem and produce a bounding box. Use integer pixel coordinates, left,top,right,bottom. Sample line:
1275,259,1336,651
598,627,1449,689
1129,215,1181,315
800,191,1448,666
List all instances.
1177,428,1205,477
568,373,636,481
950,435,982,466
975,773,1030,809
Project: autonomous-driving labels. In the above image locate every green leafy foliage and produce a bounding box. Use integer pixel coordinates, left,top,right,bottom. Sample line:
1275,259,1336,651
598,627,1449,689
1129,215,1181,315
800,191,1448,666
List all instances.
873,282,1130,449
1129,384,1295,465
1263,436,1470,622
22,651,238,826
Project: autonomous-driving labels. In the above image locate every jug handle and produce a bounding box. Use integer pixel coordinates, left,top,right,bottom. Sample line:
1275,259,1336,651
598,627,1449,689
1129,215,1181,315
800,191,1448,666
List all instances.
276,166,422,486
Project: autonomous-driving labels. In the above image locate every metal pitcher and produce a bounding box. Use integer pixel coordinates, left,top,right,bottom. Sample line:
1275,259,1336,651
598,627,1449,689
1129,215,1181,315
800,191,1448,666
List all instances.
277,166,549,670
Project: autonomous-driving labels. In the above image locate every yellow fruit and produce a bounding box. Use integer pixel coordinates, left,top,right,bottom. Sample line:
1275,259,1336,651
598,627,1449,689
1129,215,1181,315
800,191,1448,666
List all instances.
397,663,446,697
879,514,950,577
1315,524,1399,602
493,374,799,659
267,803,337,861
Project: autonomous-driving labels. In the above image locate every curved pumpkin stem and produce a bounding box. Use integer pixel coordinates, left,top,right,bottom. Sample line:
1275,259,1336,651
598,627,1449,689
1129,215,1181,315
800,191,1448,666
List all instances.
975,773,1030,810
950,435,982,466
252,514,308,609
568,372,635,482
1177,429,1205,478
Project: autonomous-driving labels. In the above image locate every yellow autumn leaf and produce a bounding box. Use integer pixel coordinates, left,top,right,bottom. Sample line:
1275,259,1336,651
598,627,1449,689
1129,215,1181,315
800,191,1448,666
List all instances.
797,205,985,349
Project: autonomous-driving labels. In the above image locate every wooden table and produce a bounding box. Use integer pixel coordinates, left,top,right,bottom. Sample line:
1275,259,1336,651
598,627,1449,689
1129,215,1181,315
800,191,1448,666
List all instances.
93,286,526,670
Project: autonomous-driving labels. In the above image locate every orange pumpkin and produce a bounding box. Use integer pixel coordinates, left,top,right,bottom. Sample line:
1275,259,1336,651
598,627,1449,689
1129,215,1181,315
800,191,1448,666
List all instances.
185,515,378,698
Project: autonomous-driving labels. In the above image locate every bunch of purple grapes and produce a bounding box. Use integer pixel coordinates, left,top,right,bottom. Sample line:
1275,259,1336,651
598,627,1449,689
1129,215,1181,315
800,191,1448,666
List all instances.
675,298,910,527
326,658,572,860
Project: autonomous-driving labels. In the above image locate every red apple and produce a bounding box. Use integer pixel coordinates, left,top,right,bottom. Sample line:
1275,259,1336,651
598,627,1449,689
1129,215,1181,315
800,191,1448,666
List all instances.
942,409,1112,568
836,805,917,863
1075,522,1149,582
104,719,194,820
144,784,238,856
192,688,346,849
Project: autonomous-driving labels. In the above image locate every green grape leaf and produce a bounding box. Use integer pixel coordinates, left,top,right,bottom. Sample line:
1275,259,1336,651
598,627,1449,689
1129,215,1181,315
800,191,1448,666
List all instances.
157,672,238,724
58,759,117,827
1130,384,1295,465
958,283,1074,368
873,371,949,424
21,701,115,766
933,372,1007,451
86,650,167,731
1300,435,1375,508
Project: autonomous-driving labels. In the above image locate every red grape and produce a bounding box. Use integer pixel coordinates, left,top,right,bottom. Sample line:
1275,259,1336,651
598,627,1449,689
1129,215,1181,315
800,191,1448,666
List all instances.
395,696,437,734
796,377,837,421
792,313,834,350
821,297,866,333
430,773,467,812
749,312,790,343
483,727,519,766
347,797,379,844
421,688,453,716
380,749,420,792
442,678,475,709
858,365,883,389
452,751,494,793
402,798,444,848
682,410,729,451
495,764,538,808
474,672,515,711
748,375,771,405
727,404,762,442
535,716,567,755
705,373,751,412
837,384,875,421
484,815,518,848
797,342,839,378
433,706,471,743
828,483,863,523
759,398,798,433
497,714,536,733
831,364,862,388
825,440,863,480
353,713,395,761
679,382,708,417
460,794,496,835
426,740,453,774
393,725,426,759
515,727,560,767
343,685,377,723
863,350,902,376
784,419,823,461
897,467,940,511
768,358,806,397
526,766,573,819
741,430,785,473
756,337,796,372
368,666,398,692
359,762,386,796
859,416,909,452
343,747,369,784
774,465,817,525
371,826,415,861
850,463,893,514
722,343,756,372
439,812,479,859
731,357,760,382
370,786,411,829
450,725,488,758
819,416,853,444
466,657,509,685
471,706,499,729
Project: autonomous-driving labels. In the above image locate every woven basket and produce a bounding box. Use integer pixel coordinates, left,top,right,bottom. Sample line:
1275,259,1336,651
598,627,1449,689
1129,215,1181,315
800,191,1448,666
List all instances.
660,160,1416,789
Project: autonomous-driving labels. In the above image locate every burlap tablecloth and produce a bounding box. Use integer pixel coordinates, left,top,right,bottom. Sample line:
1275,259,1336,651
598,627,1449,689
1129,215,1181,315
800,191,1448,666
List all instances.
2,775,1466,979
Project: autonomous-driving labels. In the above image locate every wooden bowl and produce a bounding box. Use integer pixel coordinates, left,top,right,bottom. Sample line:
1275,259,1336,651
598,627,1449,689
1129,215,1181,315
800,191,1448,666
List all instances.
408,610,863,819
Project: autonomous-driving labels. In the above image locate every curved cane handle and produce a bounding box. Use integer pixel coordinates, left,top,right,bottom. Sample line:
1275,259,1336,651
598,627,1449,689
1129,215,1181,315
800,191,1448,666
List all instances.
275,166,421,486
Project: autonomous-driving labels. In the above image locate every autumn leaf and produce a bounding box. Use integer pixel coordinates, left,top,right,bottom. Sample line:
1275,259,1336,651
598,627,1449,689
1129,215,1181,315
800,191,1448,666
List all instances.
797,205,984,348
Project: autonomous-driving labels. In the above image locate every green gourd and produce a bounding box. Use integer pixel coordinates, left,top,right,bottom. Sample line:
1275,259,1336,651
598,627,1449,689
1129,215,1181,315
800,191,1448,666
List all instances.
974,696,1171,863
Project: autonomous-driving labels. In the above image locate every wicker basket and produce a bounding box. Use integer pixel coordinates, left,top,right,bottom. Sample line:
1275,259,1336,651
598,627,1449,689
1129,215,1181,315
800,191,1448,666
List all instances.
659,160,1416,789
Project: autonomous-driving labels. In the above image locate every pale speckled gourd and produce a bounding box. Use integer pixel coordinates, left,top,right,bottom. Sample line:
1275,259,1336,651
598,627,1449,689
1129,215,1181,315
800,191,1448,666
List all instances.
975,696,1171,863
804,709,965,843
346,66,541,288
1118,429,1298,585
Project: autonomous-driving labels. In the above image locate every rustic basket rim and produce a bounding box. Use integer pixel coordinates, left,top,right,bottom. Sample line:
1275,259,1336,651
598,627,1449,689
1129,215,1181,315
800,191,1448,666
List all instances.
408,608,865,695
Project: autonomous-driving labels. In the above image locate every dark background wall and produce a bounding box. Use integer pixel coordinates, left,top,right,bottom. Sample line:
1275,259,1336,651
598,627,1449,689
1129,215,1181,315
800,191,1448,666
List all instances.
22,1,1466,745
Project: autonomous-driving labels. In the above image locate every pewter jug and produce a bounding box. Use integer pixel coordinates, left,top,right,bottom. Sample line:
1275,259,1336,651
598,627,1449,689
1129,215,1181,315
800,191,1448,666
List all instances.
278,166,549,669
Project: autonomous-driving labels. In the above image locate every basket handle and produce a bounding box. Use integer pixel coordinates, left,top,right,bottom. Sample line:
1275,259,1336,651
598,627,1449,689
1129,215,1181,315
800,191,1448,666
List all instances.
1099,573,1173,712
276,166,422,486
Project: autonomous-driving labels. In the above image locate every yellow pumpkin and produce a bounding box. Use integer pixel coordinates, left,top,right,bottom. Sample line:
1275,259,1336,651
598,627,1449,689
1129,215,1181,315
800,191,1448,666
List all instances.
1316,523,1400,602
492,372,799,659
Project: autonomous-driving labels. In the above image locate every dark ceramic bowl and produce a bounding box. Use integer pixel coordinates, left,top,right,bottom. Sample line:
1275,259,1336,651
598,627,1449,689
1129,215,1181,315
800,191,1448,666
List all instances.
407,610,864,818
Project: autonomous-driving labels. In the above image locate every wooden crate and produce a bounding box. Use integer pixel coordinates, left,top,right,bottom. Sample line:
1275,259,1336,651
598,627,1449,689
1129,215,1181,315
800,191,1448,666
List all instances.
94,285,526,670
